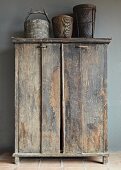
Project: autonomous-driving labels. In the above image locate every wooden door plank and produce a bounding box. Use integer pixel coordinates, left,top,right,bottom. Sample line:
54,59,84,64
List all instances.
15,44,19,154
63,44,107,154
81,44,106,153
42,43,60,154
18,44,41,153
103,45,108,152
63,44,82,153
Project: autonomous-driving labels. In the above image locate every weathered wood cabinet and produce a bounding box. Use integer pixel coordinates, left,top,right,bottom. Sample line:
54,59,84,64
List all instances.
13,38,111,164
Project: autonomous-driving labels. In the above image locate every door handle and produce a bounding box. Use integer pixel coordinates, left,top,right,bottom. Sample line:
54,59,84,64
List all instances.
37,45,47,49
75,45,89,49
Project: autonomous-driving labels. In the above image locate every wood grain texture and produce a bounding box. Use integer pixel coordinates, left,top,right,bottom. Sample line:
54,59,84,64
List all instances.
63,44,82,154
18,44,41,153
103,45,108,152
13,152,109,157
42,43,60,154
14,39,110,161
15,44,19,153
12,37,111,44
63,43,107,154
81,44,106,153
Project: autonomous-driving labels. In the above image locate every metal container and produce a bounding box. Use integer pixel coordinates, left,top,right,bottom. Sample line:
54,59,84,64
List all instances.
73,4,96,38
24,9,50,38
52,15,73,38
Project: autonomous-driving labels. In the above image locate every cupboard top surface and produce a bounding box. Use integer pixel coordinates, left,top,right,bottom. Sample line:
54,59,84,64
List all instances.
12,38,111,44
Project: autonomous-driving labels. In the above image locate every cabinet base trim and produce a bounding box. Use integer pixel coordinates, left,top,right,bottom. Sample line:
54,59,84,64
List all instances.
13,152,109,157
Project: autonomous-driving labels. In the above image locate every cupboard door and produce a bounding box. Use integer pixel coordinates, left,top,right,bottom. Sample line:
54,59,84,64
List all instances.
17,44,41,153
81,44,107,153
63,44,106,154
63,44,83,154
42,43,60,154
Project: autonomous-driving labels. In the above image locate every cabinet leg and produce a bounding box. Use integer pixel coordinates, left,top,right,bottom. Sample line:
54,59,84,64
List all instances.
103,156,108,164
15,157,20,165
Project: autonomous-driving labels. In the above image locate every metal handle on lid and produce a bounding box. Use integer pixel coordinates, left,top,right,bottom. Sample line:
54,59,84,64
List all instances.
25,8,50,23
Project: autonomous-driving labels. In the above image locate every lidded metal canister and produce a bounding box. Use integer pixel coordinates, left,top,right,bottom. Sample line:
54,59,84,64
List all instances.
73,4,96,38
24,9,50,38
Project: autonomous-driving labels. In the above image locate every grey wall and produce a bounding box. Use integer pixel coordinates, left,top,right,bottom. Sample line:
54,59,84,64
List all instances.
0,0,121,152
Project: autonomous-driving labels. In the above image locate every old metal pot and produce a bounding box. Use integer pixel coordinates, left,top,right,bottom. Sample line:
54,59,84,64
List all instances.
24,9,50,38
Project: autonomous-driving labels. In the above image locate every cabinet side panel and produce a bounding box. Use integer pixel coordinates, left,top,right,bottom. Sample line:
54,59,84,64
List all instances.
82,44,106,153
63,44,82,154
42,43,60,153
103,45,108,152
15,44,19,153
18,44,41,153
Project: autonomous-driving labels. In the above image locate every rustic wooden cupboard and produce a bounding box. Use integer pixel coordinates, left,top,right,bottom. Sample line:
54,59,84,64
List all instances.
13,38,111,164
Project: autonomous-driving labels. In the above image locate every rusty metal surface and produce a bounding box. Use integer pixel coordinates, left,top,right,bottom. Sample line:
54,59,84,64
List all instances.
24,9,50,38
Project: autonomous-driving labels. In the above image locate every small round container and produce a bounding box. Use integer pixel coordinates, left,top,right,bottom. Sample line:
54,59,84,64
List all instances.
52,15,73,38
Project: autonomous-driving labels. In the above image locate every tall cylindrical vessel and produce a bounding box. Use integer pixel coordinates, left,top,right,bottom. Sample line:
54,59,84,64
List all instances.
73,4,96,38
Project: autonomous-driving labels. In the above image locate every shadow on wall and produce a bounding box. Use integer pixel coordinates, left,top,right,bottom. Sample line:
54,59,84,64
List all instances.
0,31,24,153
0,49,15,153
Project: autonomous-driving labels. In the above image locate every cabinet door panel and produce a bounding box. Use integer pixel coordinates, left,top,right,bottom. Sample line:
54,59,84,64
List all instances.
18,44,41,153
63,44,106,154
63,44,82,153
42,43,60,154
81,44,106,153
